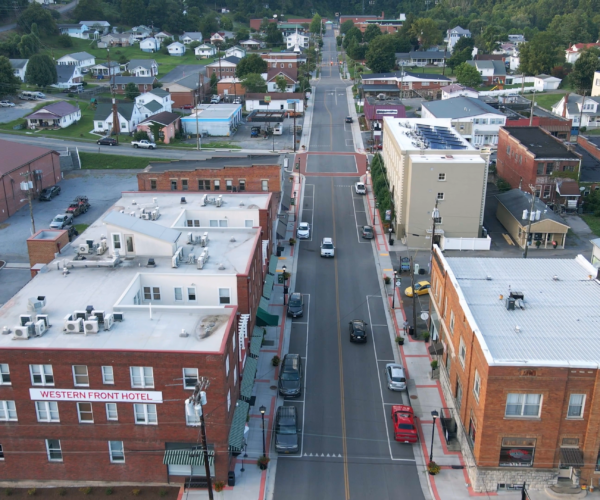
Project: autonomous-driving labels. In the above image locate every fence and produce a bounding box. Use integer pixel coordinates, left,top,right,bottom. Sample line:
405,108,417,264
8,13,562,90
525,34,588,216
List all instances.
440,235,491,251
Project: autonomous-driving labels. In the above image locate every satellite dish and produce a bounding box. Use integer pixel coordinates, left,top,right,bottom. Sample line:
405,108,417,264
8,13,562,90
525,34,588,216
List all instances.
420,312,429,321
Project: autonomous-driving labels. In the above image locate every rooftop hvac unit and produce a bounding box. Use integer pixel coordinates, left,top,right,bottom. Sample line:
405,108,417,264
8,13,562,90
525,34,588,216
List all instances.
36,314,50,328
84,317,99,334
65,318,83,333
104,314,114,331
74,310,87,321
130,211,136,217
141,212,151,220
201,194,207,206
28,296,46,312
216,195,222,207
188,252,195,264
13,324,31,340
177,246,184,259
201,232,209,247
172,255,179,268
94,310,105,324
152,209,160,220
188,232,194,244
79,243,90,254
19,314,33,326
96,239,108,255
34,319,46,337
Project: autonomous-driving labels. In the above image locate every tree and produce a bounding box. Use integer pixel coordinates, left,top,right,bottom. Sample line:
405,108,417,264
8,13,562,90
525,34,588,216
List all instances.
220,16,233,31
363,24,381,43
17,3,57,36
453,36,474,53
0,35,21,58
455,62,482,87
25,54,56,87
275,74,287,92
392,33,412,53
265,22,283,46
18,34,39,58
210,72,218,93
366,35,397,73
0,56,21,98
340,19,354,35
570,49,600,92
125,82,140,100
342,26,362,49
235,27,250,43
148,121,163,142
346,39,366,60
408,18,442,49
57,33,73,48
241,73,267,93
73,0,104,22
236,53,267,78
518,32,560,75
478,26,506,53
310,14,322,35
447,48,472,72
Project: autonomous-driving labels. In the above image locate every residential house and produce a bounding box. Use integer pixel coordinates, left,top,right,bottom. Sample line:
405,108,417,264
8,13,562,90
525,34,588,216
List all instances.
205,56,241,78
54,65,83,89
396,49,447,66
591,71,600,97
89,61,121,77
447,26,471,52
217,78,244,98
140,37,160,53
260,52,301,70
79,21,110,34
440,84,478,100
466,60,506,85
25,102,81,129
266,68,297,93
136,88,174,115
286,32,309,50
112,76,158,94
533,74,561,92
507,34,526,44
127,59,158,77
167,42,186,56
551,94,600,130
225,46,246,59
211,32,226,45
240,39,262,50
421,96,506,146
496,126,581,206
57,23,90,39
181,32,203,45
136,111,181,144
162,74,203,108
100,32,134,47
195,43,217,58
361,71,451,98
245,93,305,113
10,59,28,82
154,32,172,44
131,25,152,41
57,51,95,68
565,43,600,64
355,17,405,34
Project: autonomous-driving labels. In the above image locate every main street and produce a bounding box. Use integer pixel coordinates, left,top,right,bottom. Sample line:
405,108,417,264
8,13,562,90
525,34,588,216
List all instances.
272,25,426,500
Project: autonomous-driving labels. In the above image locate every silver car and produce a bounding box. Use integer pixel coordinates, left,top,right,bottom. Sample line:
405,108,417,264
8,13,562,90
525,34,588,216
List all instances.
297,222,310,239
49,214,73,229
385,363,407,391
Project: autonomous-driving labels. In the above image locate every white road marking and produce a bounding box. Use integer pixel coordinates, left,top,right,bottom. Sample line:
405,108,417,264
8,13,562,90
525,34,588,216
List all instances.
351,186,371,244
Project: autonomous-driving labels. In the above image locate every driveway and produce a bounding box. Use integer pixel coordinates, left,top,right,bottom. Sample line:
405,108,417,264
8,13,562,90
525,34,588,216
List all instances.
0,100,39,124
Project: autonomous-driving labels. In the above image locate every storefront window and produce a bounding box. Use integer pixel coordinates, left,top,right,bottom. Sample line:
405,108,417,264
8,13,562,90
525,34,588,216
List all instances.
499,438,536,467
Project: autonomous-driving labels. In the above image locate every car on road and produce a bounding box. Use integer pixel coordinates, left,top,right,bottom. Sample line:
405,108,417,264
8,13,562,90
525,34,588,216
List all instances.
362,225,374,239
0,100,15,107
39,185,61,201
233,97,242,104
181,103,195,110
132,139,156,149
385,363,407,391
210,95,222,104
355,182,366,194
404,281,430,297
278,354,303,398
97,136,118,146
49,213,73,229
348,319,368,343
296,222,310,239
320,237,335,258
345,116,353,123
273,406,300,454
287,292,304,318
392,405,418,443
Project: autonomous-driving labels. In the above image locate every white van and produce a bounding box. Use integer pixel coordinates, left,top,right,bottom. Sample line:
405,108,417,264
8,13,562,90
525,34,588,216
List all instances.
320,237,335,258
32,92,46,99
19,91,35,100
273,124,283,135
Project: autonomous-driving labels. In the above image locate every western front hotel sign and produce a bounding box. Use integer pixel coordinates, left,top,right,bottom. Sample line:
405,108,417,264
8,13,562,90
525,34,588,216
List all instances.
29,388,163,403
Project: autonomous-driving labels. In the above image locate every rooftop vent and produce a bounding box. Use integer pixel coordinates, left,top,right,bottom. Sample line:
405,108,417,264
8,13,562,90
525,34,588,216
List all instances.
147,258,156,268
181,197,187,204
486,275,492,280
552,275,559,281
515,325,521,333
239,202,245,207
230,237,236,242
132,200,137,205
218,263,225,270
510,291,524,301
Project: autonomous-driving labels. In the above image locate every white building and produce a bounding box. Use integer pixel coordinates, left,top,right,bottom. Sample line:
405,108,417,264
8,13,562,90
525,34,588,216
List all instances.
225,46,246,59
551,94,600,130
533,74,561,92
181,32,203,44
195,43,217,58
446,26,471,53
10,59,28,81
25,102,81,129
127,59,158,77
593,71,600,97
140,37,160,53
286,32,309,49
56,51,95,68
181,104,243,136
167,42,186,56
440,84,478,100
245,93,305,113
565,43,600,64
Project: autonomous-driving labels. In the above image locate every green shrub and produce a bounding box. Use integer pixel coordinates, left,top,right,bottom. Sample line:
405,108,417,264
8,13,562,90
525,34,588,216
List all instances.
105,488,113,495
58,488,67,496
133,130,150,142
497,177,512,193
158,490,168,498
79,487,92,495
27,489,36,496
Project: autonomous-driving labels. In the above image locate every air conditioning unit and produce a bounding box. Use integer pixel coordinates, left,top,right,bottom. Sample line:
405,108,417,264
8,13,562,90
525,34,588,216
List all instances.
84,318,99,334
36,314,50,328
64,318,83,333
34,319,46,337
12,324,30,340
141,213,150,220
151,209,160,220
216,195,222,207
104,314,114,331
96,240,107,255
172,255,179,268
19,314,33,326
201,232,208,247
79,243,90,254
187,232,194,244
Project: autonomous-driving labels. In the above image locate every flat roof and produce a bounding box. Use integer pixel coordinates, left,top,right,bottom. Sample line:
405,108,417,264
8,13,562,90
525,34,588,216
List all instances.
143,155,281,173
422,96,503,118
183,104,241,120
503,127,580,159
383,117,477,152
441,252,600,367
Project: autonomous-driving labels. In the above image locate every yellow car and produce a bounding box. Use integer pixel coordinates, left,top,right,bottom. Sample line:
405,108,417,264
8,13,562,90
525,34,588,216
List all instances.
404,281,431,297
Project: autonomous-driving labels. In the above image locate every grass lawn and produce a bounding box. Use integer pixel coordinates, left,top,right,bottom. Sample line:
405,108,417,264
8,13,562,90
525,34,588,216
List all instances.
525,91,566,110
580,214,600,237
74,223,90,234
202,141,242,149
79,152,164,170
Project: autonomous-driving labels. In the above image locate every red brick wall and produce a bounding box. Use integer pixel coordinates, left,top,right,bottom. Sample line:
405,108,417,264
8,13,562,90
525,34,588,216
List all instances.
206,66,237,78
505,117,572,141
577,135,600,162
167,91,194,108
27,230,70,269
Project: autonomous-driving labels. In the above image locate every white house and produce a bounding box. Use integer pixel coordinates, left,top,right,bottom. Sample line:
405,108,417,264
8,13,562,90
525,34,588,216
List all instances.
551,94,600,130
89,61,121,77
25,102,81,129
131,25,152,41
565,43,600,64
210,32,226,44
225,46,246,58
440,84,479,100
154,32,172,44
140,37,160,53
57,51,95,68
266,68,297,93
10,59,28,82
195,43,217,58
507,34,526,44
534,74,561,92
167,42,186,56
421,96,507,146
135,88,173,114
286,32,309,50
181,32,203,44
245,92,305,113
79,21,110,34
127,59,158,77
54,65,83,89
240,39,262,50
508,53,520,71
57,23,90,39
446,26,471,53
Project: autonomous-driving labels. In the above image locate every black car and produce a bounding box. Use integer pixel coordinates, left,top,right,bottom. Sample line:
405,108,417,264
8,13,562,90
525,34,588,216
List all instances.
345,116,353,123
278,354,303,398
97,136,118,146
273,406,300,454
287,292,304,318
349,319,368,343
39,186,61,201
362,225,374,239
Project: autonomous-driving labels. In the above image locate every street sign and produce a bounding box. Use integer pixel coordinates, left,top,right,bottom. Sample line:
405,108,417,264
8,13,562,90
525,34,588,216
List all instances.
264,96,271,103
395,280,401,287
421,312,429,321
385,210,391,221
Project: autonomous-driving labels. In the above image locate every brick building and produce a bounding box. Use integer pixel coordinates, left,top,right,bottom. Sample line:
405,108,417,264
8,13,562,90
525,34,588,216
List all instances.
0,192,281,487
260,52,301,70
361,71,451,98
497,127,581,204
205,57,240,79
504,107,572,141
429,249,600,491
26,229,70,276
0,139,61,223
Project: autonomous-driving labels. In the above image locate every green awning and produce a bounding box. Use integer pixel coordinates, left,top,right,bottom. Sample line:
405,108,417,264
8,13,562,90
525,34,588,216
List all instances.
163,448,214,466
268,255,279,275
250,325,263,358
228,400,250,452
263,273,275,299
241,356,258,401
256,297,279,327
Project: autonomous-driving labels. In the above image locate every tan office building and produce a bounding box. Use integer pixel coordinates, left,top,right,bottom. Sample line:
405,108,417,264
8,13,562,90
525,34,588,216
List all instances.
381,117,487,248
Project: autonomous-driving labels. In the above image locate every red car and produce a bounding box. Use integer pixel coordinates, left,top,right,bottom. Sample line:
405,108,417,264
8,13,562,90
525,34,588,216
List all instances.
181,104,195,109
392,405,418,443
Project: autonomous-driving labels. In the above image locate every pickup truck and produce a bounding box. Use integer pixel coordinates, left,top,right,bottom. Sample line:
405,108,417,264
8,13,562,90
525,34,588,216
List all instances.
132,140,156,149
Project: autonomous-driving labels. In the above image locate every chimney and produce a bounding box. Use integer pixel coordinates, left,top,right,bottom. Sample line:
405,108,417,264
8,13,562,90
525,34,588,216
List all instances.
562,92,570,118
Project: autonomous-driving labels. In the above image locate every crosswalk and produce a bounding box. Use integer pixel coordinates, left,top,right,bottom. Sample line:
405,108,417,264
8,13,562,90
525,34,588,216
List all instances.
303,453,343,457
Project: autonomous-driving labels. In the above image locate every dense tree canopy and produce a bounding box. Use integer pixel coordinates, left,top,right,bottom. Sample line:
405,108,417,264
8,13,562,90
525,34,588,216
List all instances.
241,73,267,93
455,62,482,87
363,24,382,43
17,3,57,36
236,54,268,78
25,54,56,87
518,32,560,75
0,56,21,98
310,14,322,35
570,49,600,92
366,35,397,73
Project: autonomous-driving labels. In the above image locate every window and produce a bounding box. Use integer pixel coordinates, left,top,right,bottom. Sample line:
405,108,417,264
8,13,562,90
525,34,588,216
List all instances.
130,367,154,388
174,287,183,301
459,337,466,367
143,287,161,301
449,311,455,333
101,366,114,385
455,380,463,410
214,180,220,191
0,364,10,385
473,371,481,401
134,404,157,425
219,288,231,304
219,220,228,227
46,439,62,462
505,393,542,417
36,401,59,422
499,437,536,467
0,401,17,421
245,220,254,228
77,402,94,423
150,179,157,190
226,180,233,191
183,368,198,389
182,179,188,191
106,403,118,421
563,165,575,172
198,180,210,191
170,180,177,190
239,180,246,191
30,365,54,386
438,173,446,181
506,145,511,154
546,163,554,174
0,445,3,460
468,417,476,446
443,297,448,319
109,441,125,463
227,390,231,412
225,355,230,376
537,163,545,175
187,288,196,301
567,394,585,418
262,180,268,191
437,192,444,200
112,234,122,250
72,366,89,387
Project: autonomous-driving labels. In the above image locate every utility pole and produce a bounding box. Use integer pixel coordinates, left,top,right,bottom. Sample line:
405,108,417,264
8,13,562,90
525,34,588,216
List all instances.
429,199,439,273
20,171,35,236
579,91,587,132
107,49,120,143
442,46,447,76
523,185,536,259
410,255,417,337
195,90,200,150
293,101,297,152
529,90,536,126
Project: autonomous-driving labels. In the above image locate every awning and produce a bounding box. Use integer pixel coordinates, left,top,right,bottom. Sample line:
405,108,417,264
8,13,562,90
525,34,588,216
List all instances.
250,325,263,358
268,255,278,275
256,297,279,327
276,218,288,239
163,448,214,466
240,356,258,401
559,448,584,468
263,273,275,299
428,342,444,356
281,178,293,210
228,400,250,452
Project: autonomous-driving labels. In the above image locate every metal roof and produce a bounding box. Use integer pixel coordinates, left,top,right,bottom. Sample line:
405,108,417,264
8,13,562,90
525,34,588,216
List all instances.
495,189,569,226
60,51,94,61
228,400,249,451
503,127,580,159
9,59,27,69
422,96,502,119
103,211,182,243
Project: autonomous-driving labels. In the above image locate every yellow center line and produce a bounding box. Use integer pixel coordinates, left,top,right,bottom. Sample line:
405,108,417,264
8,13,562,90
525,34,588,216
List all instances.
332,178,350,500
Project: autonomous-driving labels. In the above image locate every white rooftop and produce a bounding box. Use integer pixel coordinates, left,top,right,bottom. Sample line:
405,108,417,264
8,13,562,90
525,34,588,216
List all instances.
441,252,600,367
184,104,241,120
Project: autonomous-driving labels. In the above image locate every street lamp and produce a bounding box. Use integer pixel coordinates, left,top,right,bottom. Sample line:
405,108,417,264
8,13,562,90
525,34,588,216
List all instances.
373,200,378,225
429,410,439,463
388,227,393,244
282,265,288,304
259,405,267,457
392,270,399,309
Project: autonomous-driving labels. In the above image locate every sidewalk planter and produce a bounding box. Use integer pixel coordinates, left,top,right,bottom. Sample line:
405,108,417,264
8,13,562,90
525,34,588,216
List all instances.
422,332,430,343
430,360,439,379
395,336,405,346
258,456,270,470
427,461,440,476
271,355,281,367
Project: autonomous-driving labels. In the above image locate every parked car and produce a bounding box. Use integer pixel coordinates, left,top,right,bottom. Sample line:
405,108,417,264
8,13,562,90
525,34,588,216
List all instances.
385,363,407,391
348,319,368,343
355,182,366,194
66,196,90,217
362,225,374,239
39,185,61,201
287,293,304,318
273,406,300,454
404,281,430,298
132,140,156,149
210,95,221,104
0,100,15,107
320,237,335,258
278,354,303,398
97,136,118,146
181,103,195,110
296,222,310,239
345,116,353,123
49,213,73,229
392,405,418,443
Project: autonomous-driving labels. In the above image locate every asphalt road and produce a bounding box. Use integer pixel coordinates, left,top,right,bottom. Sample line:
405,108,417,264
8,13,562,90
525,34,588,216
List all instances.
273,25,425,500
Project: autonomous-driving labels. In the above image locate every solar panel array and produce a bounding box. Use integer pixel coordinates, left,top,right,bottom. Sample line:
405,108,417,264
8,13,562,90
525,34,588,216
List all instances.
415,124,468,150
